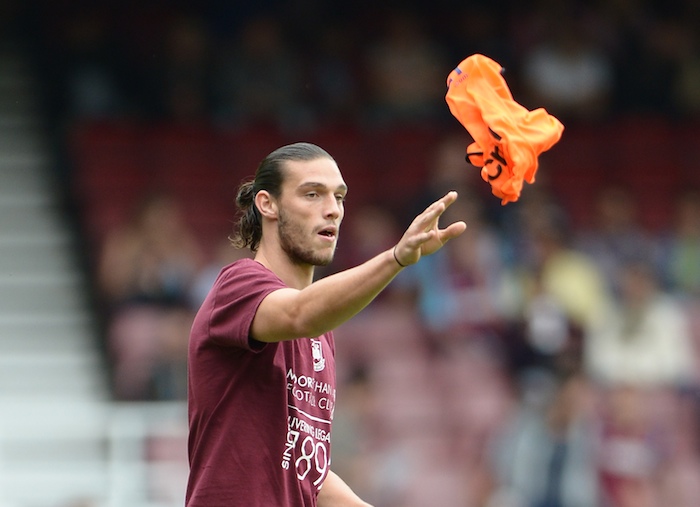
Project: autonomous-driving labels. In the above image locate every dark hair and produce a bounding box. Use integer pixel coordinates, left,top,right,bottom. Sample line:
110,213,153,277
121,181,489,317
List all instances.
230,142,333,252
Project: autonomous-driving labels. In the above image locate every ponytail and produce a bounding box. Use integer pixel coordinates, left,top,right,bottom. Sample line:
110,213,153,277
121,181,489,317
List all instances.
230,180,261,251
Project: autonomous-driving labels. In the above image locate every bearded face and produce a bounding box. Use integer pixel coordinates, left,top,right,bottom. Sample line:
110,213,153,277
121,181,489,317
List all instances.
277,207,337,267
260,156,346,269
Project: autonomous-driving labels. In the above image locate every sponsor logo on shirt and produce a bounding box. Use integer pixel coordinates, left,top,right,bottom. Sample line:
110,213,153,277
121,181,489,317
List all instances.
311,339,325,372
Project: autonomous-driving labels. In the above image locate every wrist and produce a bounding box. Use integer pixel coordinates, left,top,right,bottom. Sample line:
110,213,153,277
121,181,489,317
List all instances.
392,245,407,268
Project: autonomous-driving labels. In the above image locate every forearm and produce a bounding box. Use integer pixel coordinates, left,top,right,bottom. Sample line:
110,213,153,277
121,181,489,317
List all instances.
255,248,403,342
296,248,402,336
317,470,372,507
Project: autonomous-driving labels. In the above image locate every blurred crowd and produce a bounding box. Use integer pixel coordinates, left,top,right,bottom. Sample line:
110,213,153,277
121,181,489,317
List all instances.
8,0,700,505
13,0,700,130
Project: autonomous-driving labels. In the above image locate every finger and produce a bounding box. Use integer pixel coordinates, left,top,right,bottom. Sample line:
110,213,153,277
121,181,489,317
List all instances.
416,191,454,218
403,192,461,247
424,191,459,224
439,190,459,208
412,201,447,232
439,221,467,242
420,194,459,233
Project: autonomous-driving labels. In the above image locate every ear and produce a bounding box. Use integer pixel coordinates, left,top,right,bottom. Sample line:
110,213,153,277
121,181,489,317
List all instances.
255,190,279,219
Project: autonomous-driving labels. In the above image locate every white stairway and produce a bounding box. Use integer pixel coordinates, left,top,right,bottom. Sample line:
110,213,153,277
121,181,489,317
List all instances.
0,44,111,506
0,46,188,507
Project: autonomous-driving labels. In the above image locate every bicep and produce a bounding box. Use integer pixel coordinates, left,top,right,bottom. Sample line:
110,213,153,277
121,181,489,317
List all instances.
250,287,305,343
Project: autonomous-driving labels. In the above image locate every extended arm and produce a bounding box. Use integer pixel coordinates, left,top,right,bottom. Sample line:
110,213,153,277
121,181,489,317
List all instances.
317,470,372,507
251,191,466,342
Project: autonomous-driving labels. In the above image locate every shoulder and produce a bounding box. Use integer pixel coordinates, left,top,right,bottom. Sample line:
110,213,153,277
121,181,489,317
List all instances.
221,258,268,275
196,259,286,349
211,258,287,305
219,258,284,285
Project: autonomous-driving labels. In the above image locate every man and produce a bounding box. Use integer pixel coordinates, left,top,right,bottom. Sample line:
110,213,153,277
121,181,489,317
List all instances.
186,142,466,506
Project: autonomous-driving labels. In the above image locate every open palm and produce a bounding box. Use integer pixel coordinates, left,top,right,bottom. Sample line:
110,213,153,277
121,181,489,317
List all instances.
394,191,467,266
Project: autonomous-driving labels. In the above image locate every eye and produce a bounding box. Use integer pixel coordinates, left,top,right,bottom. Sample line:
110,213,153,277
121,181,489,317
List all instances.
335,194,346,203
305,191,319,199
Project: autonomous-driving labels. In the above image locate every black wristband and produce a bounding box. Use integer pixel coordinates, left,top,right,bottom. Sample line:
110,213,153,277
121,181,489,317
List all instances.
393,246,407,268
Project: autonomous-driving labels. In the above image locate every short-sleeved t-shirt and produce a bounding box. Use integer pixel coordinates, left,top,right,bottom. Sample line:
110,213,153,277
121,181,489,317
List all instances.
186,259,337,507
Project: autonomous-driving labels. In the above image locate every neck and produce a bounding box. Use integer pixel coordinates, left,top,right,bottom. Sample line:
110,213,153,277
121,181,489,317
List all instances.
254,244,315,289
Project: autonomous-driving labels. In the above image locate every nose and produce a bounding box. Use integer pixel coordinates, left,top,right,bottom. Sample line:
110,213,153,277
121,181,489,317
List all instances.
324,195,342,220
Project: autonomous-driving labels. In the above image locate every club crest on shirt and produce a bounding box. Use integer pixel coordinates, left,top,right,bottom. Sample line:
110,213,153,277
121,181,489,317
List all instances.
311,339,325,372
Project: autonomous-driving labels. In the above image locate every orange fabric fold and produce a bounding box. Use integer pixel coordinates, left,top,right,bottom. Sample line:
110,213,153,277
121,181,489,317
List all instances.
445,54,564,204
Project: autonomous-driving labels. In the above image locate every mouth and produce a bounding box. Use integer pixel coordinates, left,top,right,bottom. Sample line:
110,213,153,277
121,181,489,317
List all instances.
317,226,337,241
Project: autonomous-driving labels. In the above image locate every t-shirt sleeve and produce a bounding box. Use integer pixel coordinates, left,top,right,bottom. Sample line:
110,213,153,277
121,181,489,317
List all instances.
206,261,286,350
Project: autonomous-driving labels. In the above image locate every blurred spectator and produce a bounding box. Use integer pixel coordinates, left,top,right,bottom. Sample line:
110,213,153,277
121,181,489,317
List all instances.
308,22,363,125
97,191,205,400
500,194,612,377
149,305,195,400
658,392,700,507
659,188,700,386
673,24,700,117
328,365,377,504
487,373,600,507
575,184,660,296
363,10,449,125
611,8,682,116
498,184,566,268
150,15,216,121
213,15,311,129
98,191,204,305
58,10,128,120
660,188,700,297
596,385,669,507
585,259,695,389
188,238,252,308
520,10,614,122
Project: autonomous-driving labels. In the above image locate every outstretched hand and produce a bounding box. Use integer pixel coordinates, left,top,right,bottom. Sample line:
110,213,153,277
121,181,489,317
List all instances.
393,191,467,267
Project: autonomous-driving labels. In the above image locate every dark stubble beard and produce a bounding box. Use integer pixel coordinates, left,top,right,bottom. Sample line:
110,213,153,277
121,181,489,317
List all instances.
278,209,335,267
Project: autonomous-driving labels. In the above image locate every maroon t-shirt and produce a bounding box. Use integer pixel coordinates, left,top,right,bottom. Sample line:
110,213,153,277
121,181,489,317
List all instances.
186,259,337,507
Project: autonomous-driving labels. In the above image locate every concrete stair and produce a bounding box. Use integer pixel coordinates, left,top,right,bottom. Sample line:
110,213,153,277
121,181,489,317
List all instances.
0,42,189,507
0,45,111,507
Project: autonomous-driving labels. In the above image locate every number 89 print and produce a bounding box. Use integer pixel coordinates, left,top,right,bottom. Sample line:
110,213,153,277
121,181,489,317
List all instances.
281,429,330,488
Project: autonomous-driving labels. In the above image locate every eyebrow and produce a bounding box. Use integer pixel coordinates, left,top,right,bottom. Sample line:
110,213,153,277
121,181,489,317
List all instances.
298,182,348,193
